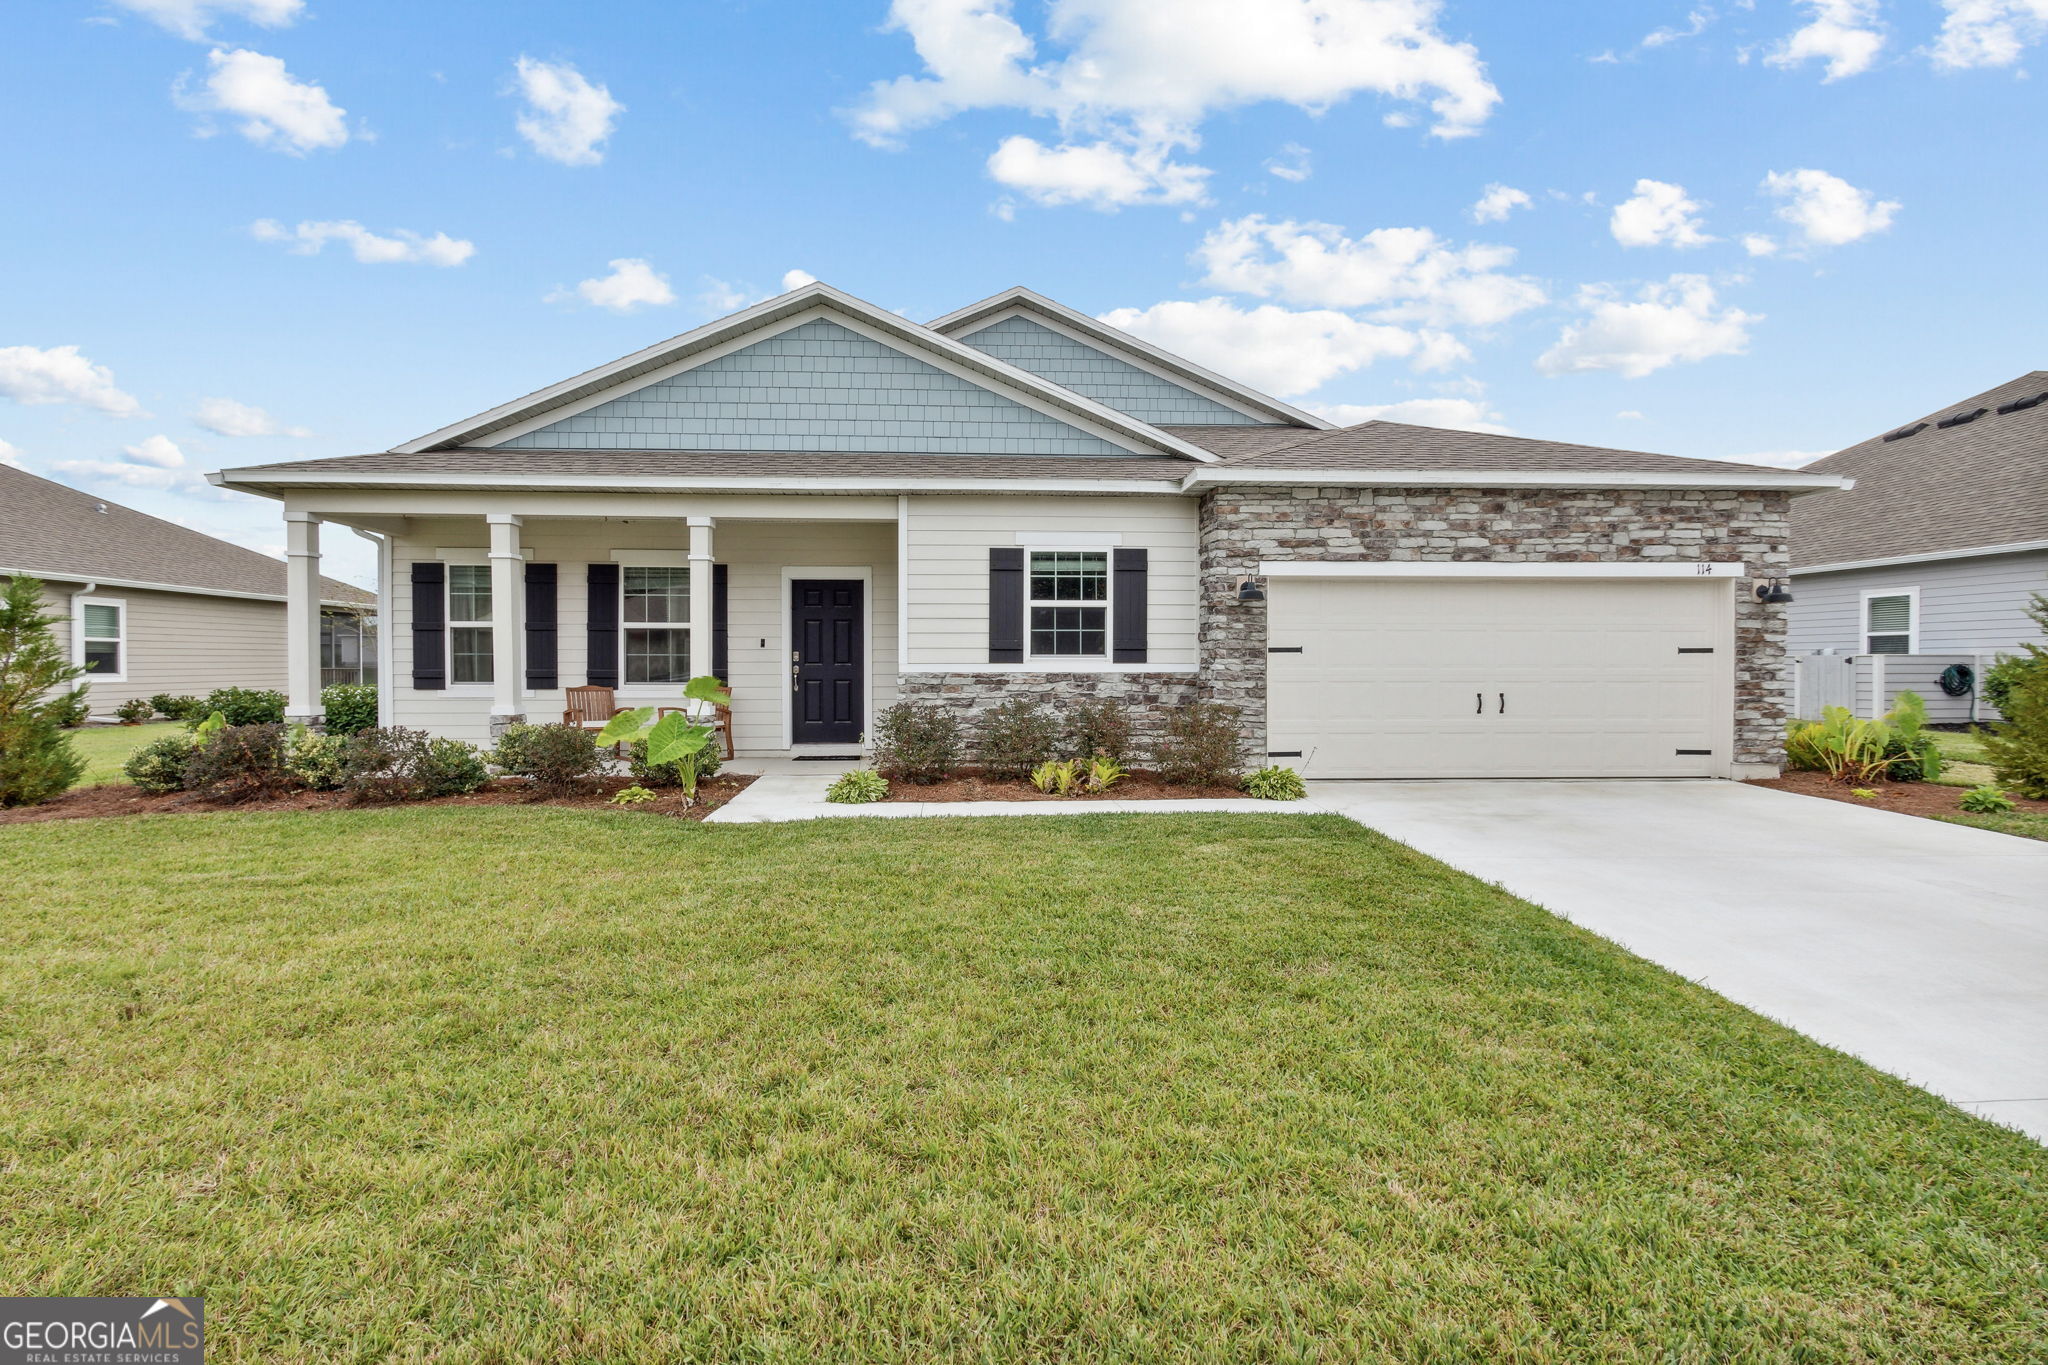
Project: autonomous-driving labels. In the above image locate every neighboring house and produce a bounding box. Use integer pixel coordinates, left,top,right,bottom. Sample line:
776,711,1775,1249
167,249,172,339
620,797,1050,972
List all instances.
0,464,376,718
212,283,1844,779
1788,372,2048,720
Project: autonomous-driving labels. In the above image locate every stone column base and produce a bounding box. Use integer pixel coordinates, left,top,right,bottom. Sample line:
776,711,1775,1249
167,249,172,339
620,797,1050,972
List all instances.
488,713,527,741
285,711,325,732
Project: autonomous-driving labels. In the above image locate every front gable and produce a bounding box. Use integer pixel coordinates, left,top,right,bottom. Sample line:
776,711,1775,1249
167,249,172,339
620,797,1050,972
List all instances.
954,315,1267,427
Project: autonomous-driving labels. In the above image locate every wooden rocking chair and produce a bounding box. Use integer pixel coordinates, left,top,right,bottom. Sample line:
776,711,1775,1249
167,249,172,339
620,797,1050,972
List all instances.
657,697,736,761
562,685,626,751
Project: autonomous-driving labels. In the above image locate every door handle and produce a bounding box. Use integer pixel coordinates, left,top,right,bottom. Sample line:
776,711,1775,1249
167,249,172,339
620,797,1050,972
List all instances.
1498,692,1506,714
1475,692,1482,714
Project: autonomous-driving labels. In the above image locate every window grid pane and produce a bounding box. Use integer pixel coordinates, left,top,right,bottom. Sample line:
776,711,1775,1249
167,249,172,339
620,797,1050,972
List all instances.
82,604,121,639
84,642,121,674
1030,606,1106,657
448,564,492,623
624,627,690,684
624,566,690,624
1867,635,1910,655
1866,595,1911,634
451,626,494,684
1029,551,1107,603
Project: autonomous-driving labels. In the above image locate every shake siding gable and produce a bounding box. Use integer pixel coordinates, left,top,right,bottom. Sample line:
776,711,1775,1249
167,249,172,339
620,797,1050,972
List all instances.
955,315,1267,427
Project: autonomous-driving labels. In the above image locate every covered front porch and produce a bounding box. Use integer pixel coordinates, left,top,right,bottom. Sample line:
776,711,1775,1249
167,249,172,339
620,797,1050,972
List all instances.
279,493,901,755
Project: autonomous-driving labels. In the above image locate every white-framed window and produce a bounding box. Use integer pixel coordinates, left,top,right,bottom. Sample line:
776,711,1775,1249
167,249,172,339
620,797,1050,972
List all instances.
1863,588,1917,654
1027,549,1110,658
623,566,691,684
75,597,126,682
447,563,494,685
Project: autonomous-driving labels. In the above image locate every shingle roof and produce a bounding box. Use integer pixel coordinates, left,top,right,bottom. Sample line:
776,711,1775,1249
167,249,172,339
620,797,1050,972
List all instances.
1165,421,1805,478
0,464,373,603
1792,371,2048,568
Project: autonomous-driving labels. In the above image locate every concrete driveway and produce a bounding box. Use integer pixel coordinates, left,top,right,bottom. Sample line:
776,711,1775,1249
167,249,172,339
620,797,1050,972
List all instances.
1306,780,2048,1141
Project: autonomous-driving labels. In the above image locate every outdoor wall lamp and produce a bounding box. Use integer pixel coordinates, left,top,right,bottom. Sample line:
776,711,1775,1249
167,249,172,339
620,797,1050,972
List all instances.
1754,579,1794,604
1236,576,1266,604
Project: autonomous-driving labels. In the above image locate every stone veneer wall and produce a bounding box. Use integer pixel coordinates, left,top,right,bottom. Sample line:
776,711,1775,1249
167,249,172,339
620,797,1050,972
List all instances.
895,672,1199,756
1197,486,1795,772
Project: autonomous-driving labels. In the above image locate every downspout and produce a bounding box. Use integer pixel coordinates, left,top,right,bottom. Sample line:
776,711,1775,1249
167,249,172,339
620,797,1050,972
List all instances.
350,527,394,728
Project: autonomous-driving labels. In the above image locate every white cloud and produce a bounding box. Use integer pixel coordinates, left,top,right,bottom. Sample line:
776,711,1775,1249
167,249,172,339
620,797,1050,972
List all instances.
49,459,221,496
252,219,475,266
851,0,1500,209
781,269,818,291
1615,409,1645,419
697,278,750,313
122,434,186,468
1470,183,1531,223
1932,0,2048,68
1265,142,1312,182
109,0,302,40
1742,233,1780,256
986,134,1209,208
1097,298,1441,395
193,396,308,437
1310,397,1511,434
548,258,676,313
1194,214,1546,329
1609,178,1715,248
1761,168,1899,246
175,48,346,154
1767,0,1885,80
511,57,623,167
1537,275,1759,379
0,344,146,417
1642,9,1714,47
0,439,22,468
1716,448,1830,468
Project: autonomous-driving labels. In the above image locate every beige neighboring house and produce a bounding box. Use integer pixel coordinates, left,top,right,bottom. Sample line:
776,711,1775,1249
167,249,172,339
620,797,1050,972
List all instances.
0,463,375,719
212,282,1847,779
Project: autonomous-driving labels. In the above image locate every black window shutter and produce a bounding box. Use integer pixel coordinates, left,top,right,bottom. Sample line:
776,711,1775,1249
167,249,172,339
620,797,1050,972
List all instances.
1112,547,1148,663
524,563,558,690
410,560,446,690
586,563,620,687
711,563,729,684
989,547,1024,663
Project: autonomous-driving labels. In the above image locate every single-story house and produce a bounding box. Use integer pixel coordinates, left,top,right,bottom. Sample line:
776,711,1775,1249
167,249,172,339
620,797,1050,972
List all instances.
212,283,1845,779
1788,371,2048,720
0,463,375,718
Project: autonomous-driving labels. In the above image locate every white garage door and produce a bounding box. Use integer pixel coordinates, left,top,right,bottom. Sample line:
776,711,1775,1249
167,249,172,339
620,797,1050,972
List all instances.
1266,576,1732,779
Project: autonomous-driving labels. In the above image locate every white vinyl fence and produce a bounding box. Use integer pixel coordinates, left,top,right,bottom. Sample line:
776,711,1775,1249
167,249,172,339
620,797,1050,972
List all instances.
1792,652,2002,723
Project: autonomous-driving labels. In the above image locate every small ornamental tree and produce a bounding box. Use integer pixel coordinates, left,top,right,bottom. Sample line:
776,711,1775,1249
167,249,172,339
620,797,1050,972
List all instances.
0,575,88,806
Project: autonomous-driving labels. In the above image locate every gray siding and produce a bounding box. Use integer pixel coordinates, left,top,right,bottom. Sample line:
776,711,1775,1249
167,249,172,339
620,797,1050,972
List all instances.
955,315,1268,427
28,577,287,718
1789,549,2048,654
497,319,1129,456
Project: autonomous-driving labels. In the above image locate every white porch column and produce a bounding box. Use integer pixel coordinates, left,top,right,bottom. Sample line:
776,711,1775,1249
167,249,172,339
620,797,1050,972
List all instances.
284,511,323,725
688,516,715,679
488,513,525,730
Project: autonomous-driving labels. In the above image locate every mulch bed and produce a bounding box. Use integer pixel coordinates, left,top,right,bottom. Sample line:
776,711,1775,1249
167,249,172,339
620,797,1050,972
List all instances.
1745,769,2048,821
0,774,755,827
882,770,1247,803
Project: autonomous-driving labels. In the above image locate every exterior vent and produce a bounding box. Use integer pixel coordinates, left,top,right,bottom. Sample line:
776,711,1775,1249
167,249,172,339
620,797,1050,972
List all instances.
1935,407,1988,429
1995,392,2047,415
1881,422,1928,442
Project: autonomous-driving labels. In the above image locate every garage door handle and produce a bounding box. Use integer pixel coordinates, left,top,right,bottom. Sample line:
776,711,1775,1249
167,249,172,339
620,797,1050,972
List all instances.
1475,692,1482,714
1499,692,1506,714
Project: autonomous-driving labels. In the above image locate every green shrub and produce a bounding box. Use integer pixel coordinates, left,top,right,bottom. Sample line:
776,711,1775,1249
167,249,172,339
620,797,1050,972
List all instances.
609,784,659,807
0,576,87,807
1879,691,1942,783
1082,755,1126,793
123,732,197,794
492,722,604,796
341,727,489,803
1243,766,1307,801
873,702,962,785
1785,707,1900,785
826,769,889,804
184,723,297,802
199,686,286,727
1152,702,1243,787
975,697,1061,779
1031,758,1081,794
1982,665,2048,800
1063,698,1135,765
286,728,349,791
114,697,154,724
627,737,722,787
1959,785,2016,814
49,686,92,730
319,683,378,735
149,693,204,722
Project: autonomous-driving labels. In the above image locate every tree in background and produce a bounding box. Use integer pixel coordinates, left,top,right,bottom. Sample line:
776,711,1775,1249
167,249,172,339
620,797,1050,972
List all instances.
1982,592,2048,799
0,575,87,805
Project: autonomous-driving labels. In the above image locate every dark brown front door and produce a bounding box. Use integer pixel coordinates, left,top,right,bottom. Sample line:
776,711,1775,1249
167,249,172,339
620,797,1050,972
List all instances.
791,579,863,745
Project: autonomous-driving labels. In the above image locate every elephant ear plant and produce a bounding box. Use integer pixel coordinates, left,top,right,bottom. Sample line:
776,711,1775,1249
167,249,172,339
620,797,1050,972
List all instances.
594,676,730,802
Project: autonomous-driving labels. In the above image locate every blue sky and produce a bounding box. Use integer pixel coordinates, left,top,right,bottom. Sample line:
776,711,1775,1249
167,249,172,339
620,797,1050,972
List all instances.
3,0,2043,586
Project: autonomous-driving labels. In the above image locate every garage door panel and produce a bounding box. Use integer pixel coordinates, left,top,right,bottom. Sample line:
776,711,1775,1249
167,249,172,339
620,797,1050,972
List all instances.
1266,577,1730,779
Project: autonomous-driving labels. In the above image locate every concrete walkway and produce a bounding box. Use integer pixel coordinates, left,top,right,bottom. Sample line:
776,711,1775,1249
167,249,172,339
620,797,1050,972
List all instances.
709,771,1290,822
1306,780,2048,1141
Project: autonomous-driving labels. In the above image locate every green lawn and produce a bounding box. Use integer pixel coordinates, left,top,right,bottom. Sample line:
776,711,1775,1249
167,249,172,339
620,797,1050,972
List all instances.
66,720,181,784
1929,729,1999,788
1,810,2042,1362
